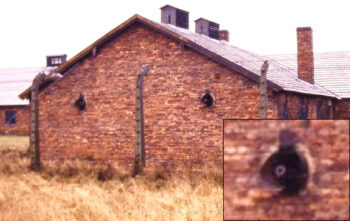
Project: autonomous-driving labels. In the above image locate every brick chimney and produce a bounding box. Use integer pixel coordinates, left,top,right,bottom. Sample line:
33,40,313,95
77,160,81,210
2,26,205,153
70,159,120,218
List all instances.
297,27,314,84
219,30,229,41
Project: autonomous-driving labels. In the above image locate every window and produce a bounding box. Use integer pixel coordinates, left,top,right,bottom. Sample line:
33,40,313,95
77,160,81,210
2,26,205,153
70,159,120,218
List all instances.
46,55,67,67
168,15,171,24
51,57,62,65
5,111,16,125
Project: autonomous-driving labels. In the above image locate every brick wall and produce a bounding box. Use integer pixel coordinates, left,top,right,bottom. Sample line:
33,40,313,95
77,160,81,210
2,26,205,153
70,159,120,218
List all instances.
37,23,262,167
269,92,333,119
334,99,350,119
0,106,30,135
224,120,349,220
36,23,336,168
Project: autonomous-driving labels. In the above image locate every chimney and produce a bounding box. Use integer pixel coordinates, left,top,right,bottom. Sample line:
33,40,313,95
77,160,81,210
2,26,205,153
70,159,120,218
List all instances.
219,30,229,41
195,18,220,40
160,5,189,29
46,54,67,67
297,27,314,84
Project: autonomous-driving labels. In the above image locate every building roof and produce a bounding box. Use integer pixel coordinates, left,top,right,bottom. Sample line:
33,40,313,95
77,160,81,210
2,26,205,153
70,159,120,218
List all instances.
0,67,53,106
19,14,338,99
267,52,350,98
160,4,189,13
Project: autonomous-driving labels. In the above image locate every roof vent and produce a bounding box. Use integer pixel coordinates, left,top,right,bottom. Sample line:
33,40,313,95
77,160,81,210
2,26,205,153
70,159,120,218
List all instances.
160,5,189,29
46,54,67,67
195,18,220,40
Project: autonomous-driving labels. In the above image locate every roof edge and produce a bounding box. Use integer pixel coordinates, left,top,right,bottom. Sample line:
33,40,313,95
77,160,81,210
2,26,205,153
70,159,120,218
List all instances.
19,14,142,99
19,14,337,100
0,104,28,107
19,14,248,99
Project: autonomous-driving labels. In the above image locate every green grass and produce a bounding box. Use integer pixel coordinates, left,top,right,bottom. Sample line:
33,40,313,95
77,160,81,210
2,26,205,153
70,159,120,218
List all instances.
0,135,29,151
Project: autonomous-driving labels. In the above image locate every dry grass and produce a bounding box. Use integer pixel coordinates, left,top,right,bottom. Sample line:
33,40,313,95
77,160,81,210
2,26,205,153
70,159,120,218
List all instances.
0,136,223,221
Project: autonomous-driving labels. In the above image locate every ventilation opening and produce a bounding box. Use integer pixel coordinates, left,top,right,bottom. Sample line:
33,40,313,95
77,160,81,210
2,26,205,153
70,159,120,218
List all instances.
74,94,86,111
175,9,189,29
259,129,309,196
160,5,189,29
209,22,220,40
195,18,221,40
46,54,67,67
200,90,214,107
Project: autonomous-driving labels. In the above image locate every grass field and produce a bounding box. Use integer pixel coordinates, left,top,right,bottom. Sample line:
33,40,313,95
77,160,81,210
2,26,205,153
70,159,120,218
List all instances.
0,136,223,221
0,135,29,151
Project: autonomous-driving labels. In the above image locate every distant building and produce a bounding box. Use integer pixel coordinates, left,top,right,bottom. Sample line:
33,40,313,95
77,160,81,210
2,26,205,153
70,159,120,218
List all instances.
0,55,65,135
267,51,350,119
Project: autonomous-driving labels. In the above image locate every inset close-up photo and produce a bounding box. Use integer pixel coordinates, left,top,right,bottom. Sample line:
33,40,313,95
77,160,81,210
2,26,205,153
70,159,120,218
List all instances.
224,120,349,220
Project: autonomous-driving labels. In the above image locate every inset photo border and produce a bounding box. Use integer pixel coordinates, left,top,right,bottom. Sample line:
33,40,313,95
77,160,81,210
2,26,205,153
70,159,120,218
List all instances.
223,120,349,221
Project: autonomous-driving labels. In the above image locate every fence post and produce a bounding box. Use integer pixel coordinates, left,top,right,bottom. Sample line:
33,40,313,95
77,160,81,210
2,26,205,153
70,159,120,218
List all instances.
29,72,46,171
259,60,269,119
134,65,149,175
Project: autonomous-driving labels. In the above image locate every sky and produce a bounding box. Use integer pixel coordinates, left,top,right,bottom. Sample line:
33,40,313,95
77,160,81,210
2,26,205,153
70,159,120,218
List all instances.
0,0,349,68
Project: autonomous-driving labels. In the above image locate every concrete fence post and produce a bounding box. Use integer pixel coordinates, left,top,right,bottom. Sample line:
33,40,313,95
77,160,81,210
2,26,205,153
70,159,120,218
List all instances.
134,65,149,175
259,61,269,119
29,72,46,171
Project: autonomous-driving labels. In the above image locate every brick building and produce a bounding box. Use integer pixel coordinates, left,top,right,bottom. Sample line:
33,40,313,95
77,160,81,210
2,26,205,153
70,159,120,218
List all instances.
17,5,348,166
268,51,350,119
0,56,65,135
0,67,50,135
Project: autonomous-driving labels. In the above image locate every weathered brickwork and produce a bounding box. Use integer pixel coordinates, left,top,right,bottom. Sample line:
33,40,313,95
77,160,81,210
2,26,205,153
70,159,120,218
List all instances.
268,92,333,119
0,106,30,135
334,99,350,119
38,24,261,167
36,23,335,167
224,120,349,220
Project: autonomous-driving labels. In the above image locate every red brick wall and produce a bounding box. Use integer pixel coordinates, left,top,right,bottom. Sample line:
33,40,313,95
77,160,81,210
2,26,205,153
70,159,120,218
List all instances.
0,106,30,135
36,23,335,167
37,23,262,167
224,120,349,220
334,99,350,119
269,92,333,119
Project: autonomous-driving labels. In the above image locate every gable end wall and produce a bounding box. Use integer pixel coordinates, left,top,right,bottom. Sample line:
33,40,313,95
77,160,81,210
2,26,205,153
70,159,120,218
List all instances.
37,23,261,167
36,23,335,167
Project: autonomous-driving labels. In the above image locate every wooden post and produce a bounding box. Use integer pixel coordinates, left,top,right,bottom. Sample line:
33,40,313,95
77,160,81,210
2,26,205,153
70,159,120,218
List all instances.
29,72,46,171
134,65,149,175
259,60,269,119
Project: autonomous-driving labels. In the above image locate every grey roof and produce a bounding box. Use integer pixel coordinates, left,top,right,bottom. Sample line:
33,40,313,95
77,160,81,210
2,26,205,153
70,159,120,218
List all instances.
157,22,338,98
266,52,350,98
0,67,53,106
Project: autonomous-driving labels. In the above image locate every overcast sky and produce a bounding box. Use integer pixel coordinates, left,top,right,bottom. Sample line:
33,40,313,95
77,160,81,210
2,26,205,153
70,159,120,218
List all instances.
0,0,349,68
